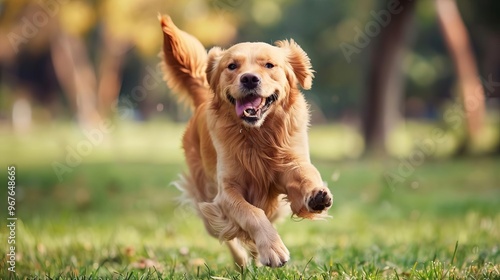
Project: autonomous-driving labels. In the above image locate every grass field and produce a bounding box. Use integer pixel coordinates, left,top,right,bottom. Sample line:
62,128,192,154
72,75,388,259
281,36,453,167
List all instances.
0,122,499,279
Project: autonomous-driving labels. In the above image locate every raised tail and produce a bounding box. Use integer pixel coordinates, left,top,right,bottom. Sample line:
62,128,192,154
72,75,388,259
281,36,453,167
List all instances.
159,14,209,109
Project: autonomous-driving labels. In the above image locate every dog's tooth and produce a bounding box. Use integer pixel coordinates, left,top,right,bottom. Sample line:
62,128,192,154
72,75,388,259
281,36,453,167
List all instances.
260,97,266,107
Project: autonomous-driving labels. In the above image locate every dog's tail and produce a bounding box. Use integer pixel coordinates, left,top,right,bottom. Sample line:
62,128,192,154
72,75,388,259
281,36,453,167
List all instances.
159,14,209,109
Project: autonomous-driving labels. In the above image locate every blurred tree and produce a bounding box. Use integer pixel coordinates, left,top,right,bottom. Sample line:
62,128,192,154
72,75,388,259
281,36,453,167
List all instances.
458,1,500,86
1,0,498,156
0,0,62,130
50,0,101,128
50,0,158,128
0,0,239,128
436,0,485,151
459,1,500,153
362,0,417,154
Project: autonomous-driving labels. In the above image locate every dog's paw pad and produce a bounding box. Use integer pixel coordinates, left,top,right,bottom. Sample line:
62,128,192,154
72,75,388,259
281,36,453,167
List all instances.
308,189,332,212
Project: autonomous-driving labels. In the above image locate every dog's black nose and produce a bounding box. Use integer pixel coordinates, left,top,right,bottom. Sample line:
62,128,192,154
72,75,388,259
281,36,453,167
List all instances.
240,73,261,90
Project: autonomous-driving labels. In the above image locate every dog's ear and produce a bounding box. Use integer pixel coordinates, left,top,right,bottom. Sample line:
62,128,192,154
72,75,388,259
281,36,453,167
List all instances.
275,39,314,90
206,47,224,92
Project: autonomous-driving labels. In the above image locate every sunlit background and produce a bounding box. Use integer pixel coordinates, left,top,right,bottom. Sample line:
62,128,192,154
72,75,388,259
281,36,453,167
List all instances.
0,0,499,277
1,0,500,159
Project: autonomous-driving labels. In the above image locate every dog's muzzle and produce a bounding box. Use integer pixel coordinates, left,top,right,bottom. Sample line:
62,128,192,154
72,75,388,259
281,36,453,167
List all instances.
228,93,278,125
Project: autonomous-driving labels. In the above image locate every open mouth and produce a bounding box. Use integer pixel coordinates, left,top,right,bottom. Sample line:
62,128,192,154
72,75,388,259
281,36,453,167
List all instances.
227,93,278,124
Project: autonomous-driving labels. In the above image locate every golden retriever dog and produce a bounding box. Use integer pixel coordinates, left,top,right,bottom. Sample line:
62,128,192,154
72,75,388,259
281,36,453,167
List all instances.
159,15,333,268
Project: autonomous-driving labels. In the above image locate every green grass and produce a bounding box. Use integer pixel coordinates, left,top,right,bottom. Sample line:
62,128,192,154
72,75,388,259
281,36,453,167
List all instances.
0,122,499,279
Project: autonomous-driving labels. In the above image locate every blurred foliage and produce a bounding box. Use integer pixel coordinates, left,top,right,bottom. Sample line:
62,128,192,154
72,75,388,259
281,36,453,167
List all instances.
0,0,499,157
0,0,498,121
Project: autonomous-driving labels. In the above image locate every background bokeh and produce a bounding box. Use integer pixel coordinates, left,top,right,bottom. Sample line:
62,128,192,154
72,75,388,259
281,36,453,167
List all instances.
0,0,499,277
1,0,500,161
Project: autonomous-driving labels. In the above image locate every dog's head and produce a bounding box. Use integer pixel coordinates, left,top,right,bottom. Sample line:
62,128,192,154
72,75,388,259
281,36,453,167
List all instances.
206,40,314,127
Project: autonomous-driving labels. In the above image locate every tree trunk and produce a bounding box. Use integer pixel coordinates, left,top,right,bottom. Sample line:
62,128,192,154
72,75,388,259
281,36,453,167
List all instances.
436,0,486,146
51,26,129,128
362,0,417,155
50,31,102,129
97,29,129,117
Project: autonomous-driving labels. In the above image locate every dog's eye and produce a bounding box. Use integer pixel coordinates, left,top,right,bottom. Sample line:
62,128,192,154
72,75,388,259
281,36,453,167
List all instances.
265,63,274,69
228,63,238,70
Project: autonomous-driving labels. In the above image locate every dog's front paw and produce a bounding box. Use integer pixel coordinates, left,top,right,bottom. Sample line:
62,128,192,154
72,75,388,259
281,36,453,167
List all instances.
257,236,290,267
307,188,333,212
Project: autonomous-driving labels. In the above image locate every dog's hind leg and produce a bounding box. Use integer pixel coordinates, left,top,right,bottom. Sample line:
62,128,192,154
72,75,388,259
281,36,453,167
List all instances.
226,239,248,268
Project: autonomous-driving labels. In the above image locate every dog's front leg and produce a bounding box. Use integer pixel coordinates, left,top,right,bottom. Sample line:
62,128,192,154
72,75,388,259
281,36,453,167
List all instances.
218,183,290,267
282,162,333,219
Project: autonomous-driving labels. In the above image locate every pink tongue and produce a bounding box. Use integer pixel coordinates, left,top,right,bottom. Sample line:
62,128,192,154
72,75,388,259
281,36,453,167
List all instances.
235,95,263,117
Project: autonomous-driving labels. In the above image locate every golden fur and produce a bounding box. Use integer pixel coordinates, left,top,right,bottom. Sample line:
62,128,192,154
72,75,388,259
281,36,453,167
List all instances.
160,15,333,268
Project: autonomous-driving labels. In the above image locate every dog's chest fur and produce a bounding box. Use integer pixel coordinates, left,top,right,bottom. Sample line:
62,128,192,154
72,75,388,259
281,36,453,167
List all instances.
210,113,297,211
